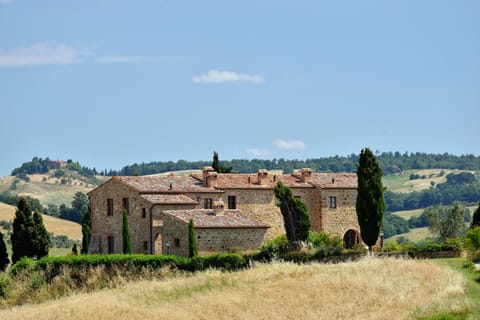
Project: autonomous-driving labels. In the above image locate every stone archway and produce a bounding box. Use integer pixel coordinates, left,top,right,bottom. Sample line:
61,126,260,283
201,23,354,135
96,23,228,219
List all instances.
343,229,360,249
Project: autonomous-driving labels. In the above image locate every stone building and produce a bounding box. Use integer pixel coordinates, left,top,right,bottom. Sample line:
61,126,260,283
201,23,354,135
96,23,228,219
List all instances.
88,168,360,256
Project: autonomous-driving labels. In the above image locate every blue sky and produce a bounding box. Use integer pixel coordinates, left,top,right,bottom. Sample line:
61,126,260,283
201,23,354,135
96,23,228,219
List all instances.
1,0,479,177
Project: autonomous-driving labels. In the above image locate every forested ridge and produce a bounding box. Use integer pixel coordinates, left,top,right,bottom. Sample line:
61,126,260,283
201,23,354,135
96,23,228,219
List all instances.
107,152,480,176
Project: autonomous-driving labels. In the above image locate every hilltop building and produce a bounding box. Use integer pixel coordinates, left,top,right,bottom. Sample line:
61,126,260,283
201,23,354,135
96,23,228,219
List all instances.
88,168,360,256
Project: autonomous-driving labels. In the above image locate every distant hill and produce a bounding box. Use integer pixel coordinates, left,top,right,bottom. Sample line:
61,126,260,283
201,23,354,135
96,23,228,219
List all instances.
0,202,81,240
0,170,108,207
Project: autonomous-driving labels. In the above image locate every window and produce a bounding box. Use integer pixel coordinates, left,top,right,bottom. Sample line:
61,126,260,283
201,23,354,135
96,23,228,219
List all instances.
329,196,337,209
227,195,236,209
142,208,147,219
107,199,113,216
143,241,148,251
122,198,129,214
107,236,114,254
204,198,213,209
174,238,180,247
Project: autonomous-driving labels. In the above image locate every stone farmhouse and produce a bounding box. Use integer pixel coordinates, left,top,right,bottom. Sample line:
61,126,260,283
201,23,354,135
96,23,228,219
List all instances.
88,167,361,256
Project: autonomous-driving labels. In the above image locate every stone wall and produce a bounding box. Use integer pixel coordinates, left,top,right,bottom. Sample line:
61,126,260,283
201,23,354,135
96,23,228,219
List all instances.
196,228,268,255
89,179,151,254
160,213,189,257
319,188,360,239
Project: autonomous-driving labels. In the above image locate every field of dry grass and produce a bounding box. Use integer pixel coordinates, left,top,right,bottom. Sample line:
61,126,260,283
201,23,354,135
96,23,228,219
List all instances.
0,258,466,320
0,202,81,240
0,173,108,207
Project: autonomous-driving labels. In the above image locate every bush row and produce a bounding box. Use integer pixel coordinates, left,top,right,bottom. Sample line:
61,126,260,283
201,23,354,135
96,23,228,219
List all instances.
383,238,463,254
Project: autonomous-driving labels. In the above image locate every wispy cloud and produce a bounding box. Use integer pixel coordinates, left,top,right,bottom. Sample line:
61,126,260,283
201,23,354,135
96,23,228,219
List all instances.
275,139,306,150
95,55,150,63
192,70,264,84
247,148,271,157
0,43,91,67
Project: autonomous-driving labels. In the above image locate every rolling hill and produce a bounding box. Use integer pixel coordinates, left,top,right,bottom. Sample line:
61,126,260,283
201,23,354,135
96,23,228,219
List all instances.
0,202,81,240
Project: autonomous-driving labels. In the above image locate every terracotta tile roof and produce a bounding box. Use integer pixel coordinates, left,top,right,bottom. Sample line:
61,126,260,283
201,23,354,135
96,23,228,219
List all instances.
140,194,197,205
163,209,270,229
112,175,220,193
191,173,313,189
309,173,357,189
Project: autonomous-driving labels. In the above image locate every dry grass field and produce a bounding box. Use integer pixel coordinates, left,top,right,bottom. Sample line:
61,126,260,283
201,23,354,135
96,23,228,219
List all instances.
0,258,466,320
0,173,108,207
0,202,81,240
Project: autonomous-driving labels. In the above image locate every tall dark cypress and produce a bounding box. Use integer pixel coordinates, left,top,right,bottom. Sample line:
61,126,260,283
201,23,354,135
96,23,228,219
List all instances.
122,208,132,254
81,204,91,254
0,232,9,271
356,148,386,253
471,203,480,229
188,219,198,258
11,197,35,263
32,210,50,258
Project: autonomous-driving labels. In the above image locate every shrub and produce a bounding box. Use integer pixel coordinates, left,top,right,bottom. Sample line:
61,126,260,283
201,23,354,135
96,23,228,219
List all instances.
258,235,290,260
441,238,463,252
9,257,35,276
383,240,401,253
0,276,11,299
283,251,312,263
465,227,480,253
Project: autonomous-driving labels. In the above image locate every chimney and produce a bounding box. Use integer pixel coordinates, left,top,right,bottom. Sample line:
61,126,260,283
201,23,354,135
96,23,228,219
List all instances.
212,199,225,216
300,168,312,183
206,171,218,187
257,169,268,185
202,166,215,187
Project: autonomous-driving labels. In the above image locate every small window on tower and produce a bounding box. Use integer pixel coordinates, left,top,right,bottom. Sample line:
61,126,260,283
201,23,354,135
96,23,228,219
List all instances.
328,196,337,209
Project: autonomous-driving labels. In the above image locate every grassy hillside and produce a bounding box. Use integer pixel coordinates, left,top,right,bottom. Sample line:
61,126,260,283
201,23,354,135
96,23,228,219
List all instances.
382,168,477,193
0,258,466,319
0,202,81,240
0,171,108,207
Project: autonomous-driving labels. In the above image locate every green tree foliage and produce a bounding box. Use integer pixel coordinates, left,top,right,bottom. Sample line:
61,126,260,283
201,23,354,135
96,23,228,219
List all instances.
212,151,233,173
425,203,467,241
356,148,386,253
122,208,131,254
188,219,198,258
465,226,480,253
81,205,91,254
384,173,480,212
0,232,9,271
11,198,35,263
383,213,410,238
274,182,311,249
32,210,50,259
108,152,480,176
471,203,480,228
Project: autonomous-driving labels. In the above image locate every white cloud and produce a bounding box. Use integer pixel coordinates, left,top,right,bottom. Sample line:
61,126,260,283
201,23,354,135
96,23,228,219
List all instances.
247,148,271,157
0,43,91,67
192,70,264,84
275,139,306,150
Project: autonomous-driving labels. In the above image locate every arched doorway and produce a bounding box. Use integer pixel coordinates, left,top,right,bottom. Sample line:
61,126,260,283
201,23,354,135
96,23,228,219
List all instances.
343,229,360,249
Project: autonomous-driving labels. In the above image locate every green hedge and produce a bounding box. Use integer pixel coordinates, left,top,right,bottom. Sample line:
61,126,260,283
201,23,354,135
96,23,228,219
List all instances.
9,253,247,279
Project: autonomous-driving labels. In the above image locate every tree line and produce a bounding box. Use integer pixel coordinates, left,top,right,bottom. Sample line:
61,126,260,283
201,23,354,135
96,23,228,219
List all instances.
385,172,480,212
104,152,480,176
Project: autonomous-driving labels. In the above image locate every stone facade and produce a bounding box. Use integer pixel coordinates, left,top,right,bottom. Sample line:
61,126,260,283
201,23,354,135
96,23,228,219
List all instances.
88,168,361,256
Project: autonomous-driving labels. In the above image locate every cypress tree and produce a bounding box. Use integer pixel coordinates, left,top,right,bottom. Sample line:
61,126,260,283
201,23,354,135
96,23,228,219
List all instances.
32,210,50,259
356,148,386,253
81,204,91,254
11,197,35,263
212,151,220,173
471,203,480,229
274,182,311,249
122,208,132,254
0,232,9,271
188,219,198,258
